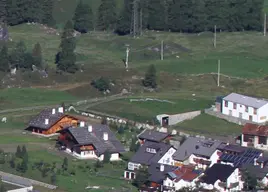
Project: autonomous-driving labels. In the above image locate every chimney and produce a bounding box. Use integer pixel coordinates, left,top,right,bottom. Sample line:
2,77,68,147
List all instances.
80,121,85,127
103,132,108,141
254,158,257,166
88,125,92,132
52,108,56,114
45,119,49,125
160,164,164,172
261,162,264,168
58,107,64,113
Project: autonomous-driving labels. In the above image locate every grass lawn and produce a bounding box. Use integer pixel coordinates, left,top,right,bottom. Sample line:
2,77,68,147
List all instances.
0,149,135,192
0,134,52,144
0,88,78,109
89,98,212,122
177,113,242,136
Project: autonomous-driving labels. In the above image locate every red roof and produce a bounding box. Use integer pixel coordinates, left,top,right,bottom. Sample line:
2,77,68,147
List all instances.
172,165,200,182
242,123,268,137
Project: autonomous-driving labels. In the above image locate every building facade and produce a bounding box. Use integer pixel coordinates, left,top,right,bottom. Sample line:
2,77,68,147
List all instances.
222,93,268,123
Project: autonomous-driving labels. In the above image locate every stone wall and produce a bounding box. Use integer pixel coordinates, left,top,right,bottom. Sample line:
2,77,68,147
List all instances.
168,110,201,125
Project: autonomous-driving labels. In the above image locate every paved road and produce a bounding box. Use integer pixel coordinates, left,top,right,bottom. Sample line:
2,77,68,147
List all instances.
0,170,57,189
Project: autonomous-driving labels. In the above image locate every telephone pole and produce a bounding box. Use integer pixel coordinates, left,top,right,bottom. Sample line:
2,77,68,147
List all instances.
125,46,130,71
217,59,220,87
140,8,143,36
264,13,267,37
161,40,164,60
214,25,217,48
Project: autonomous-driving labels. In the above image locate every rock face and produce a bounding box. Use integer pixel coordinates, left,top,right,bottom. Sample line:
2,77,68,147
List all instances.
0,24,8,41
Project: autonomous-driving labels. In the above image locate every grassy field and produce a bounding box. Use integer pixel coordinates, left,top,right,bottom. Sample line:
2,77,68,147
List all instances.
89,97,212,122
0,88,78,109
177,113,242,136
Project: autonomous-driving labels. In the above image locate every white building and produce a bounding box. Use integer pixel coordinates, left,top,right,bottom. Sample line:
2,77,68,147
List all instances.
222,93,268,123
172,137,223,169
58,124,125,161
163,165,202,192
124,141,176,180
199,164,243,192
241,123,268,150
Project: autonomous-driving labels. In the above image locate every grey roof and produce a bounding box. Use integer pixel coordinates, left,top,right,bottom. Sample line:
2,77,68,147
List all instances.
223,93,268,109
172,137,223,161
130,141,173,165
28,108,66,130
200,164,235,184
138,129,170,142
148,163,177,183
241,164,268,179
67,124,125,155
1,175,32,187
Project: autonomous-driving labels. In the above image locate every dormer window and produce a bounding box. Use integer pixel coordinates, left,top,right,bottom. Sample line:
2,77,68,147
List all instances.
146,148,156,153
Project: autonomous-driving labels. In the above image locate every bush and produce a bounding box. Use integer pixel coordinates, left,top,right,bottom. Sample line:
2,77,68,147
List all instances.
91,77,110,92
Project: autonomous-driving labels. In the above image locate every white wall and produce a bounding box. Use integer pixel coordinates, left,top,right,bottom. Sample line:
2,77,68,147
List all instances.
257,104,268,123
158,147,176,165
201,168,243,192
241,134,268,151
222,100,260,123
65,148,120,161
163,177,199,192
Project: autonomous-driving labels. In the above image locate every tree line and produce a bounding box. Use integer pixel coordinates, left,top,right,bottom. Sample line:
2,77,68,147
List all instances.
0,0,54,26
72,0,264,34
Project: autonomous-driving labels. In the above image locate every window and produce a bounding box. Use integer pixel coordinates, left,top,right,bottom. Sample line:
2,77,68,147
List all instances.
254,108,257,115
243,134,254,142
245,106,248,112
233,103,237,109
225,101,228,107
146,148,156,153
259,136,267,145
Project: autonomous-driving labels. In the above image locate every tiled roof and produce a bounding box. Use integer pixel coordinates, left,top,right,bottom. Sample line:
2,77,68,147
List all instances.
130,141,173,165
167,165,202,182
66,124,125,155
138,129,170,142
223,93,268,109
200,164,236,185
28,108,66,130
172,137,223,161
242,123,268,137
148,163,177,183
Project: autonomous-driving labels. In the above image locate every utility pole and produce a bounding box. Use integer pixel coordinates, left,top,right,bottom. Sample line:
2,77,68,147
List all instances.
264,13,267,37
217,59,220,87
125,46,130,71
214,25,217,48
161,40,164,60
140,8,143,36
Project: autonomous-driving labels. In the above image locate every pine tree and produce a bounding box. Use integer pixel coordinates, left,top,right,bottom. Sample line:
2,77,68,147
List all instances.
147,0,167,30
6,0,24,25
32,42,42,68
73,0,93,33
57,20,77,73
15,145,22,158
24,0,43,23
62,157,68,171
0,0,7,23
21,145,28,162
115,0,133,35
0,44,9,72
42,0,55,26
103,150,111,163
10,40,27,69
97,0,117,31
142,64,157,88
130,138,137,152
133,167,149,188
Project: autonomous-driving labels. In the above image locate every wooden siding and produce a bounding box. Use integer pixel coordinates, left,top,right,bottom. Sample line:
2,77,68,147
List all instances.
42,116,78,135
80,145,94,151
